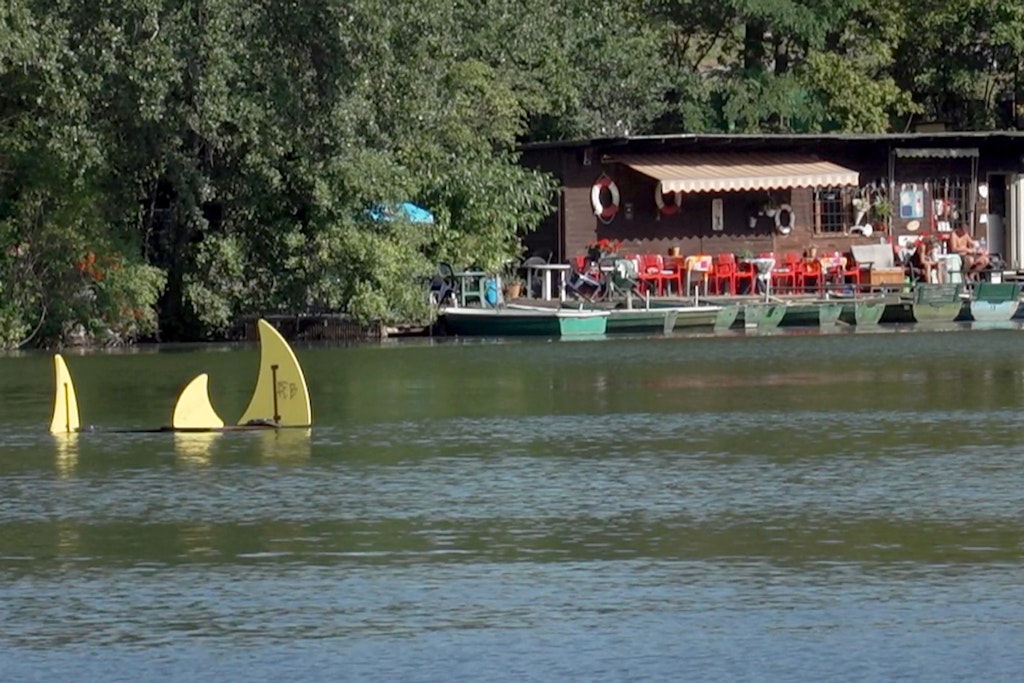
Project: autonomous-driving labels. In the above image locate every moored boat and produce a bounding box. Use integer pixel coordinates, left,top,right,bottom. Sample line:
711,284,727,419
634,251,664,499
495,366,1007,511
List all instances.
603,308,679,334
550,302,681,334
673,304,725,330
442,306,608,337
912,283,965,323
969,282,1021,322
647,298,726,330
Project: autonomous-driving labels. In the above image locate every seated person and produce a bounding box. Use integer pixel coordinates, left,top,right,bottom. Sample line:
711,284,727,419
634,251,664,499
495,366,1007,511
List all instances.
911,237,941,284
949,223,990,279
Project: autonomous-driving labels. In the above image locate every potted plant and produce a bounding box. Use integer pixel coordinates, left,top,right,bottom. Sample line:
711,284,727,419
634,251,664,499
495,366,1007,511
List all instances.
871,198,893,228
586,238,621,262
504,275,525,299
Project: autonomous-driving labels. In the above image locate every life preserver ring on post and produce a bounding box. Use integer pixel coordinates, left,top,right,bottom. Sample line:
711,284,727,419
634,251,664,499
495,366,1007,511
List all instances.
591,174,620,222
654,186,682,215
775,203,794,236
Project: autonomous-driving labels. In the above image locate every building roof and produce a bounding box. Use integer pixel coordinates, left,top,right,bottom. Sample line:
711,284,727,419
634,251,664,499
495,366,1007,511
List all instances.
519,131,1024,152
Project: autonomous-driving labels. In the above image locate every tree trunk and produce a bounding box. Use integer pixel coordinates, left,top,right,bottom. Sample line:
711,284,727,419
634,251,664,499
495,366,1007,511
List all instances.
743,20,768,72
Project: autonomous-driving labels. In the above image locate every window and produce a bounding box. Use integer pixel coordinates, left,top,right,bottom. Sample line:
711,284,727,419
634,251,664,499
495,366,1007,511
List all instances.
813,186,850,234
930,176,971,226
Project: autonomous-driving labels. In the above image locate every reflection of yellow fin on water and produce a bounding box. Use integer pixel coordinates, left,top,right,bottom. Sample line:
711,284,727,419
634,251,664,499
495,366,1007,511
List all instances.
172,374,225,430
238,319,312,427
50,354,81,434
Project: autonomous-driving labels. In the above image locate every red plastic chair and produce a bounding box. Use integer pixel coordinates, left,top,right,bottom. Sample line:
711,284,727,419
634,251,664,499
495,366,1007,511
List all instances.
771,252,802,293
796,258,823,294
637,254,668,296
661,256,685,296
712,253,755,295
839,252,863,290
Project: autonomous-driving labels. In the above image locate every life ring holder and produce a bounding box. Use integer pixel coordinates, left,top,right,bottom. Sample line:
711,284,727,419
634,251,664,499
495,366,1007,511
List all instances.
775,203,794,235
654,185,682,216
591,174,620,222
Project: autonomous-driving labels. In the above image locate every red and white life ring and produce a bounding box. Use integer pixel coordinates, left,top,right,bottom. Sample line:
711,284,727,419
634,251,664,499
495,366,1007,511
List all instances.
775,203,794,235
654,186,682,215
591,175,620,221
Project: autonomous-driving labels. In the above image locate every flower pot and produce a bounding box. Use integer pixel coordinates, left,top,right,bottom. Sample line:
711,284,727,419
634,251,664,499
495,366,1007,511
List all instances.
505,283,523,299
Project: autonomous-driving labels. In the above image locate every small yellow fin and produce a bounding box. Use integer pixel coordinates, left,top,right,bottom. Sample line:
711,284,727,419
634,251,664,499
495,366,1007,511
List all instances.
172,374,225,430
49,354,81,434
238,319,312,427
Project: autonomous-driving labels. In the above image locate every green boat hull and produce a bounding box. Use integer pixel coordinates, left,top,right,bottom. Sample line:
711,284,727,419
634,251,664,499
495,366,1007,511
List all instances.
839,300,886,326
969,300,1019,322
914,302,964,323
713,305,740,330
590,308,676,334
968,283,1021,322
559,315,609,336
443,307,607,337
673,307,722,330
646,299,724,330
779,301,843,327
881,285,967,323
742,303,787,330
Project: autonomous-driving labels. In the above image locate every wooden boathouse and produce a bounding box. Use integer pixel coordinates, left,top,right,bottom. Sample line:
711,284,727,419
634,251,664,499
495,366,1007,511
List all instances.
519,133,1024,278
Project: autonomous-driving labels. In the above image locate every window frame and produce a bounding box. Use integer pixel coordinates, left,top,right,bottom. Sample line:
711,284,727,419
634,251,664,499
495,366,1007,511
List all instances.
812,186,852,235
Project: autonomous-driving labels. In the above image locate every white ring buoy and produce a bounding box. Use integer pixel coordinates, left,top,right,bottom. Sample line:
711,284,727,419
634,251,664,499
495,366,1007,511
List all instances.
654,186,682,215
775,203,793,235
591,175,619,221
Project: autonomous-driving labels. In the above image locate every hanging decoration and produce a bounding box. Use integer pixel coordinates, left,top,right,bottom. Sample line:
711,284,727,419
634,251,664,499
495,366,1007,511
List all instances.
590,174,620,222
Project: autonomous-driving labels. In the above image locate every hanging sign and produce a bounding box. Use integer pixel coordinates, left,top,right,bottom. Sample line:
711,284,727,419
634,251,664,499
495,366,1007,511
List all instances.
899,184,924,219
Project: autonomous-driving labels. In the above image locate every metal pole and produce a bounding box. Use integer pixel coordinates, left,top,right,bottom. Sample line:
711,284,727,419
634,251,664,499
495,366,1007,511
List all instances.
271,364,280,423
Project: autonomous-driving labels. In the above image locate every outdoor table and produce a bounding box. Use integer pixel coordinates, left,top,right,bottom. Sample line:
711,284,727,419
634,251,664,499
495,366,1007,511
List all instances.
528,263,571,301
743,257,776,301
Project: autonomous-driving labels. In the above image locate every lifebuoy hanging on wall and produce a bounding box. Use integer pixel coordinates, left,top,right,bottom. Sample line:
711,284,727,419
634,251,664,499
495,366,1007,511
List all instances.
654,186,682,215
775,203,794,236
591,174,620,222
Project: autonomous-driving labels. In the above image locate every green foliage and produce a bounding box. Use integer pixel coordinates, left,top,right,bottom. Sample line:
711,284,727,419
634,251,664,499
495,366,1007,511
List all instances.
4,0,1024,345
895,0,1024,128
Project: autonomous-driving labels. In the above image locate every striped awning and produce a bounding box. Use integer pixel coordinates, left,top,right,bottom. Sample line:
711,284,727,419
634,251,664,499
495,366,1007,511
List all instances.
614,153,859,193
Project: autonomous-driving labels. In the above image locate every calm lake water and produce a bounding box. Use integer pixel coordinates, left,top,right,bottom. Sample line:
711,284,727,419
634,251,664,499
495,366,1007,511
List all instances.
2,324,1024,682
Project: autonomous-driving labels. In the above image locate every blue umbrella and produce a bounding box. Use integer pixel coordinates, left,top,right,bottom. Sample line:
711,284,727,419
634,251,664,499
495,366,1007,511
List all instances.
368,202,435,224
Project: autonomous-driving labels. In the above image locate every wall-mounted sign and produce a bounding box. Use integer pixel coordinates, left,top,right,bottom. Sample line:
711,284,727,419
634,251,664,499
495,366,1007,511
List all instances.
712,198,724,231
899,184,924,219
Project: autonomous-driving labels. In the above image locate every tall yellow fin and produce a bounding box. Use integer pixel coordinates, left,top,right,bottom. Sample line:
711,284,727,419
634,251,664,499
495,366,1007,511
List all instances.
238,319,312,427
172,374,225,430
49,354,81,434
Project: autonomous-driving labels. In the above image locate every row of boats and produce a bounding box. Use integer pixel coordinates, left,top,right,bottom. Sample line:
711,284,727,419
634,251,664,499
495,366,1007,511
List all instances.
438,283,1024,338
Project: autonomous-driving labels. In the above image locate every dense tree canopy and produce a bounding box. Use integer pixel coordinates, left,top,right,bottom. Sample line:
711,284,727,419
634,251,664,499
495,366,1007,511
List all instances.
1,0,1021,346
